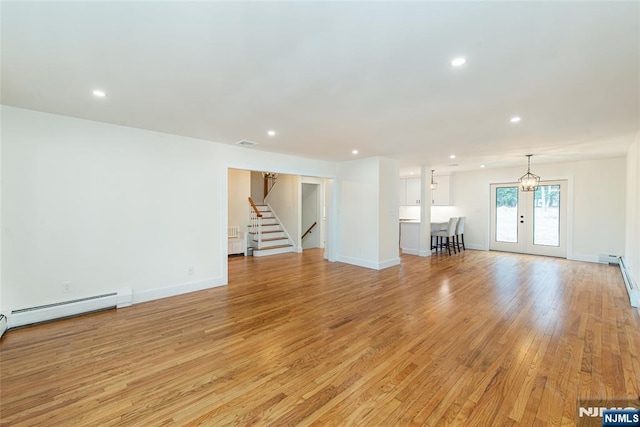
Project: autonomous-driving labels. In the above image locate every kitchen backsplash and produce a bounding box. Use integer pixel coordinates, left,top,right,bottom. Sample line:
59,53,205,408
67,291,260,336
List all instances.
399,205,463,222
399,205,420,220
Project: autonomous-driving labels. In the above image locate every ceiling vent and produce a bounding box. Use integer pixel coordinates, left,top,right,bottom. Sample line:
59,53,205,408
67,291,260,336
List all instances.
236,140,258,147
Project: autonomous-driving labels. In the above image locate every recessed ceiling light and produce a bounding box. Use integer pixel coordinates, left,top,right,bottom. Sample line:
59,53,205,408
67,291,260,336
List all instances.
449,154,456,159
510,116,521,123
352,149,359,155
450,57,466,67
92,90,107,98
480,165,486,168
409,171,415,175
267,130,276,137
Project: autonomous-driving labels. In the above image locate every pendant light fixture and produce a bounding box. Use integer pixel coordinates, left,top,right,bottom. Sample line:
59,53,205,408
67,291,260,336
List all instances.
430,170,438,190
518,154,540,192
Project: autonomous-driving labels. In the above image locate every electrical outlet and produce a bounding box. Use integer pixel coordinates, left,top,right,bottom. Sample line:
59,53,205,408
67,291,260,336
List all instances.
187,266,194,276
62,281,73,293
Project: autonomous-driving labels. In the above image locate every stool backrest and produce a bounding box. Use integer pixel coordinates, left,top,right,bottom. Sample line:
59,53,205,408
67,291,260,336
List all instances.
456,216,466,234
447,217,458,236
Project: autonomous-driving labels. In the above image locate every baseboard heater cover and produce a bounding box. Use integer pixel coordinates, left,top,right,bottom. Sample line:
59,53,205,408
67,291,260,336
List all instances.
8,288,132,329
619,256,639,308
599,254,620,264
0,315,7,339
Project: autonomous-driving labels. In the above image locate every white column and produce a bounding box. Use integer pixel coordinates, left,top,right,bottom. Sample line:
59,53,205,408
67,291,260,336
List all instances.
419,165,433,256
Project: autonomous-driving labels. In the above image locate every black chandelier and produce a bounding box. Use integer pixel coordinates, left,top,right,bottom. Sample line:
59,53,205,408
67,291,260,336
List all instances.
518,154,540,192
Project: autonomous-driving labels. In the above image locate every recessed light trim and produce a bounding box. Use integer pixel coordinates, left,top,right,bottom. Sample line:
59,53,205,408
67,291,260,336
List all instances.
510,116,522,123
267,130,276,137
449,154,456,159
92,89,107,98
352,149,359,155
450,57,466,67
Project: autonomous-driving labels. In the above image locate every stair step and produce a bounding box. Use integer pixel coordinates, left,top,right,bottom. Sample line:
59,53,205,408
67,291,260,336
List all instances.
249,231,286,239
257,225,281,232
254,244,292,250
252,244,295,257
253,238,290,248
257,237,288,242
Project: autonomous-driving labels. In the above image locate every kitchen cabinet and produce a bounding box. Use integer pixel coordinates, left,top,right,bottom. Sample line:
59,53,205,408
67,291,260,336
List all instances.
399,177,421,206
431,174,452,206
400,221,420,255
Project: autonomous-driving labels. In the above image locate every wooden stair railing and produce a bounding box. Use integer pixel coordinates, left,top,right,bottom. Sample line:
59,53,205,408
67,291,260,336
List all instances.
248,197,262,218
302,222,317,240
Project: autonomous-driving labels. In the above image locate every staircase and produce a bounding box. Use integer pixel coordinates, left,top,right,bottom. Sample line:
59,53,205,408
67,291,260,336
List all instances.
249,203,295,257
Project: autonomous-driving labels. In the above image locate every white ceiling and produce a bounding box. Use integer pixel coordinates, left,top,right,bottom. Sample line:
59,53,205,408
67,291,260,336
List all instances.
2,1,639,174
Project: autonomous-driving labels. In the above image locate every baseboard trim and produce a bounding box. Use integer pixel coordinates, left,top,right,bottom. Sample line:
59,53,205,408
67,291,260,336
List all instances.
378,257,401,269
401,248,420,256
338,256,400,271
466,244,487,251
132,276,226,304
567,254,600,263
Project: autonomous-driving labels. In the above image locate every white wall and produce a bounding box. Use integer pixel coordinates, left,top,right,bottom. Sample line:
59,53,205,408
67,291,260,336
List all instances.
2,107,224,309
250,171,264,204
449,157,626,262
626,135,640,287
336,156,400,269
378,157,401,266
264,174,300,251
1,106,336,314
228,169,251,233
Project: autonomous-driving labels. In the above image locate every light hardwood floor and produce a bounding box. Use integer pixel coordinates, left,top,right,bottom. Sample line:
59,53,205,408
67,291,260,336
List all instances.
1,249,639,426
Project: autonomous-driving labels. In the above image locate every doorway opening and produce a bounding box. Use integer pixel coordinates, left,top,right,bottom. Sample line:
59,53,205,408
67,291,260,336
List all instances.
302,183,322,250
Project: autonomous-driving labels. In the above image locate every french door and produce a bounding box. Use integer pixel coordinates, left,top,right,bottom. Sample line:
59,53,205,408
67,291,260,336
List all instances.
490,180,567,258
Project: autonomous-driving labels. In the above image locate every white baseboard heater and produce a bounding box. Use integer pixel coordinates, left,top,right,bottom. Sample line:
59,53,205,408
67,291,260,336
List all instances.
0,314,7,339
7,289,132,329
619,257,639,308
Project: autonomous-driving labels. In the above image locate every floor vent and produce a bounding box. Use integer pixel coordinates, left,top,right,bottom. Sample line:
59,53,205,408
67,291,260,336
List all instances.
236,139,258,147
619,256,639,308
8,289,132,329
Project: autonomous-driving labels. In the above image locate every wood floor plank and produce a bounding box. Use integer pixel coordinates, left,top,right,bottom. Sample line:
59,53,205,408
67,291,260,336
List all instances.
2,249,639,426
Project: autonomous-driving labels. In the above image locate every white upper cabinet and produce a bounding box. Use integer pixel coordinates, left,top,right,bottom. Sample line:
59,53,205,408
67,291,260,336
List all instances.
405,178,421,205
431,174,452,206
399,175,453,206
399,178,421,206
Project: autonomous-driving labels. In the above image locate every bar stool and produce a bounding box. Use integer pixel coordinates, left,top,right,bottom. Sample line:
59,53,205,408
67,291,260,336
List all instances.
455,216,466,252
433,217,458,255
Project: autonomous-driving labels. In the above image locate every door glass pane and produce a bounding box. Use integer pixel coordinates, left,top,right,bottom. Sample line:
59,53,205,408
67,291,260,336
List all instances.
495,187,518,243
533,184,560,246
